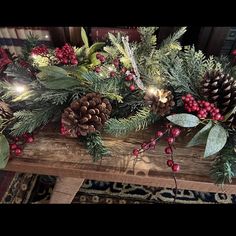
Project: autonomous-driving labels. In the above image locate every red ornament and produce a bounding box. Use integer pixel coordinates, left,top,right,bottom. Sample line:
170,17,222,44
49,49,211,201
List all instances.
14,148,22,156
171,128,181,138
165,147,172,154
129,84,135,91
133,148,139,157
167,159,174,167
172,163,180,172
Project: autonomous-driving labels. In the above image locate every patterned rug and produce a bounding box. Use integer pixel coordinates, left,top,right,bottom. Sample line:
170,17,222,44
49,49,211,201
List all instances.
1,173,236,204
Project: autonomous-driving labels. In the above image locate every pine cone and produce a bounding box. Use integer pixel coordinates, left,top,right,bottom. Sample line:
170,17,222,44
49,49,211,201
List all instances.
0,101,12,120
201,70,236,127
61,93,112,137
144,89,175,116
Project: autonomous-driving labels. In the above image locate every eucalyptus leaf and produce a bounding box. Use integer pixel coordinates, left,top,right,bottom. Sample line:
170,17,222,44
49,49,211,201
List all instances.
0,134,9,168
88,42,105,56
37,66,68,80
40,77,81,90
204,124,228,158
166,113,200,127
81,27,89,48
187,121,212,147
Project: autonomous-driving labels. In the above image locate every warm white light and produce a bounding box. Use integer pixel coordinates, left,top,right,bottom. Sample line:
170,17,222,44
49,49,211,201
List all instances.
45,35,49,39
14,85,26,94
147,86,157,95
31,54,37,59
108,66,113,71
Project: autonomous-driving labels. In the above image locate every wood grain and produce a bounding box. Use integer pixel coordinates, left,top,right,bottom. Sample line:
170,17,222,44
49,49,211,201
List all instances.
4,124,236,194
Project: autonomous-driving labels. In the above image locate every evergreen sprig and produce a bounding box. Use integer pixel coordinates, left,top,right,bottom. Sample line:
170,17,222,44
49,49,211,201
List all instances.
211,142,236,185
10,107,60,136
104,107,158,136
82,131,110,161
82,72,123,102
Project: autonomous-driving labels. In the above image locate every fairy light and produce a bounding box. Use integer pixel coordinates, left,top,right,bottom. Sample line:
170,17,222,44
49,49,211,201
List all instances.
45,35,49,39
14,84,26,94
31,54,37,59
147,86,157,95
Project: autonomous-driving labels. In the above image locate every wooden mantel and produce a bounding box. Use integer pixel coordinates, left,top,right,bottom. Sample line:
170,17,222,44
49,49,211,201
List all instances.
4,124,236,203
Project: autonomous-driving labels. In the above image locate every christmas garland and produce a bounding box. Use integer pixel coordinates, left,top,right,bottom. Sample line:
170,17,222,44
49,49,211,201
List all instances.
1,27,236,185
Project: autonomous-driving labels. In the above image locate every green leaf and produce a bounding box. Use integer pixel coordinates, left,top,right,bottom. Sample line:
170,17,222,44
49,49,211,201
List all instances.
0,134,10,168
40,76,81,90
204,124,228,158
89,53,101,66
187,121,212,147
81,27,89,48
88,42,105,56
37,66,68,80
166,113,200,127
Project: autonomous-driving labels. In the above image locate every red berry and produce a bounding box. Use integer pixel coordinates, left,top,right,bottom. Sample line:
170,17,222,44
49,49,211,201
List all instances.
167,137,175,144
26,137,34,143
185,98,190,102
214,114,222,120
14,137,19,141
95,67,101,73
166,124,173,129
113,58,119,67
172,163,180,172
121,67,127,73
133,148,139,157
165,147,172,154
182,96,186,101
125,74,133,81
10,143,18,150
96,53,102,59
171,128,181,138
204,102,210,107
129,84,135,91
99,56,106,63
60,127,68,135
110,71,116,77
150,138,156,147
141,142,148,150
15,148,22,156
167,159,174,167
156,131,163,137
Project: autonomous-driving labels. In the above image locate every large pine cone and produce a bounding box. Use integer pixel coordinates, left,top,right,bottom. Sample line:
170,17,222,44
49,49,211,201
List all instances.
61,93,112,136
144,89,175,116
0,101,12,120
201,70,236,127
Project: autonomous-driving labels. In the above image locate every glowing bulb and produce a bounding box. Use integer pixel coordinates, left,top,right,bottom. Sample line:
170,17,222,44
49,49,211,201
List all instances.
14,85,26,94
108,66,113,71
45,35,49,39
147,86,157,95
31,54,37,59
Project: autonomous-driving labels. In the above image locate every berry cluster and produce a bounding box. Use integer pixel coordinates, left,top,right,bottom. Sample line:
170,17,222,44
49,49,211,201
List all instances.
182,94,224,121
10,133,34,157
132,124,181,172
124,71,136,92
55,44,78,65
31,45,48,56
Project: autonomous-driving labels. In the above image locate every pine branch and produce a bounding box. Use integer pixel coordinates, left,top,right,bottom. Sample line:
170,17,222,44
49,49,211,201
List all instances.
33,90,71,105
81,131,110,161
104,107,158,136
82,72,123,102
210,142,236,185
160,27,187,49
4,62,33,82
10,107,60,136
